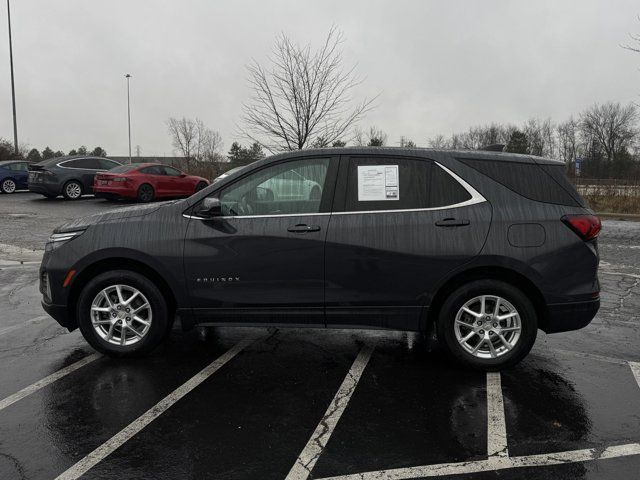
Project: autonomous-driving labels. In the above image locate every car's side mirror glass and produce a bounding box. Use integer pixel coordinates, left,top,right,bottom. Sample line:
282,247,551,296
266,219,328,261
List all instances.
197,197,222,218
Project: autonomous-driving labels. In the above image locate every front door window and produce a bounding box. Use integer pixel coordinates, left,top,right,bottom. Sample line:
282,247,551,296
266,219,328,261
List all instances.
219,158,330,216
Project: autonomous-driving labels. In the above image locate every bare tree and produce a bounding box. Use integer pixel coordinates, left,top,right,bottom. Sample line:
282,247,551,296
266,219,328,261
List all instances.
167,117,198,168
354,126,387,146
241,27,375,152
199,128,224,162
428,134,450,149
167,117,224,166
557,117,581,164
579,102,639,162
622,16,640,53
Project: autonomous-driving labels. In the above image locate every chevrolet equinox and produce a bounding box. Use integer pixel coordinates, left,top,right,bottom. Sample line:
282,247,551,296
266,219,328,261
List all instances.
40,148,601,369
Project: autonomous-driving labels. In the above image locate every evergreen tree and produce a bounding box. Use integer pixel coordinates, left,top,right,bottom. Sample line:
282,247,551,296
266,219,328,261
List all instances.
506,130,529,154
91,146,107,157
27,148,42,162
42,147,56,159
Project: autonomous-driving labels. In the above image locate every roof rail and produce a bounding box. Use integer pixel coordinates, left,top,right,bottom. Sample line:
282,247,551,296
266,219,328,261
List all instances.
480,144,506,152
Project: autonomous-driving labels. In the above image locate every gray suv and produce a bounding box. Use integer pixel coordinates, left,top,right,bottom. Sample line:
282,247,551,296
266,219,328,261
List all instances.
28,156,121,199
39,147,600,369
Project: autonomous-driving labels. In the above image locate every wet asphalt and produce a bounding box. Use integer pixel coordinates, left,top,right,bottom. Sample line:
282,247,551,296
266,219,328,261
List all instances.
0,191,639,480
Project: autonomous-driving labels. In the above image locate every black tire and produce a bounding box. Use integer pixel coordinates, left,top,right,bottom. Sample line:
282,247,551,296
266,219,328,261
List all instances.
1,178,16,194
137,183,155,203
195,181,208,193
436,280,537,370
62,180,83,200
76,270,169,357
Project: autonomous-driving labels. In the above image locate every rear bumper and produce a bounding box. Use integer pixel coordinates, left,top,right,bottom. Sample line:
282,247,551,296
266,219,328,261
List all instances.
542,298,600,333
29,182,60,196
94,184,137,199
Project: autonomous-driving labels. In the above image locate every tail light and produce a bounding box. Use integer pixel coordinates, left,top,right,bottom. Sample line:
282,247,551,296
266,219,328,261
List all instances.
561,214,602,241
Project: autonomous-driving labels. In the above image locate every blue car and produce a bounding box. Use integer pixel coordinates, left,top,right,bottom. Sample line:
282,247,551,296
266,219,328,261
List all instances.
0,160,30,194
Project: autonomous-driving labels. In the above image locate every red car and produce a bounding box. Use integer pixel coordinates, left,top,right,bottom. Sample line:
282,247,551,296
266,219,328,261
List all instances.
94,163,209,202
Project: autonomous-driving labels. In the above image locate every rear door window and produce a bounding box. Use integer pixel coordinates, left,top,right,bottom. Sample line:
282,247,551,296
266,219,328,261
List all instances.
140,166,163,175
344,157,471,212
63,158,100,169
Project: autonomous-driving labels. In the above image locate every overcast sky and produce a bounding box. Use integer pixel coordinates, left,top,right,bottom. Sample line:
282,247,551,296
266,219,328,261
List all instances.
1,0,640,156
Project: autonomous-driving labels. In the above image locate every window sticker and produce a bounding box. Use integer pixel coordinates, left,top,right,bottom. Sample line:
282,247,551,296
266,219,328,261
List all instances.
357,165,400,201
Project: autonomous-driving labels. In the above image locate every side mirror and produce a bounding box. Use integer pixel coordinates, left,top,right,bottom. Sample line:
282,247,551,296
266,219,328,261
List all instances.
197,197,222,218
179,173,187,178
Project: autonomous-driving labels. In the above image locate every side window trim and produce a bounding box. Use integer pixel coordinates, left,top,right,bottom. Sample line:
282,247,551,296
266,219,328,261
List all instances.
332,159,485,215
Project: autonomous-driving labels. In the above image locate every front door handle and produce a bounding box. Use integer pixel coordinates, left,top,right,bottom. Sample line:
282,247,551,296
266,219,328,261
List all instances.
435,218,470,227
287,224,321,233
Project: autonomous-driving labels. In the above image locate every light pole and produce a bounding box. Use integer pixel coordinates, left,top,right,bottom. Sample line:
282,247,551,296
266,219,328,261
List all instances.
125,74,132,163
6,0,18,156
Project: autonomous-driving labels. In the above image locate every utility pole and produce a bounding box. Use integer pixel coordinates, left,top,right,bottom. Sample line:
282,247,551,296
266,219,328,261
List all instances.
7,0,19,156
125,74,132,163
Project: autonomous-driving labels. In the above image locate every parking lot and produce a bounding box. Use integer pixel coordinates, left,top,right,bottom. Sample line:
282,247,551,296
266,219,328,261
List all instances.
0,191,639,480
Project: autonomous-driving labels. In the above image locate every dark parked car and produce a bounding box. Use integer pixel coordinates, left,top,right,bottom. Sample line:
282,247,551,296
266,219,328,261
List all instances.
0,160,30,193
28,156,121,199
39,147,600,369
93,163,209,202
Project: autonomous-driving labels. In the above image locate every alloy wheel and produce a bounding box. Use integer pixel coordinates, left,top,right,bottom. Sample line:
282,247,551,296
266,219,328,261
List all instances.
2,179,16,193
454,295,521,359
90,284,153,346
65,182,82,199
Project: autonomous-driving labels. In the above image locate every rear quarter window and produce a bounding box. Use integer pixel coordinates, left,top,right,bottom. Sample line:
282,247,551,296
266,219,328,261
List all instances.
458,158,581,207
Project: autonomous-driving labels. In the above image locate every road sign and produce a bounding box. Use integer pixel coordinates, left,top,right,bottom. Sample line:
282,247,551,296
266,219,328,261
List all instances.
575,158,582,177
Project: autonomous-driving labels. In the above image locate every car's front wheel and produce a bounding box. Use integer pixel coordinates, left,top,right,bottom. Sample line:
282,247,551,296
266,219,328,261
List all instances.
77,270,170,357
436,280,537,370
195,181,208,193
1,178,16,193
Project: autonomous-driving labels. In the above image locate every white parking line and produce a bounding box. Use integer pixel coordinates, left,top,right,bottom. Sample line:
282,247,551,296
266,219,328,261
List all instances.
285,344,375,480
315,442,640,480
55,335,258,480
0,352,101,411
0,315,50,337
630,362,640,390
486,372,508,458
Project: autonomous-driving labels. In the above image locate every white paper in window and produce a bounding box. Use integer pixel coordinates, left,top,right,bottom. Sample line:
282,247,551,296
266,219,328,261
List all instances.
357,165,400,201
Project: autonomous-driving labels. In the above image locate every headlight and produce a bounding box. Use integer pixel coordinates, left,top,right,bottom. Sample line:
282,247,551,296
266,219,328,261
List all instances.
45,230,85,251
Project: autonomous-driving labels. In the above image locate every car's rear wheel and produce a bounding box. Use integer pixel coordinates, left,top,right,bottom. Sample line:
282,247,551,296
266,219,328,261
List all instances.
63,180,83,200
195,181,208,193
436,280,537,370
1,178,16,194
137,183,155,203
77,270,169,357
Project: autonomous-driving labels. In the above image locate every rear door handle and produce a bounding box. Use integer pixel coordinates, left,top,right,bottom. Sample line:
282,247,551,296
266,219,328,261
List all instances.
287,224,321,233
435,218,470,227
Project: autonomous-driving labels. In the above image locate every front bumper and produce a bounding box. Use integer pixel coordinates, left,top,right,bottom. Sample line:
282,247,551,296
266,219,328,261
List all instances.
42,299,76,330
543,298,600,333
